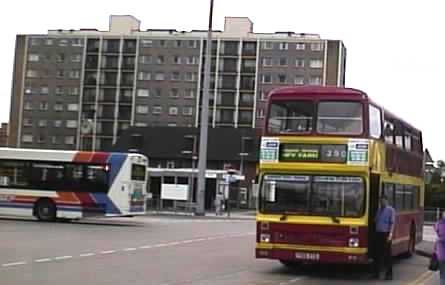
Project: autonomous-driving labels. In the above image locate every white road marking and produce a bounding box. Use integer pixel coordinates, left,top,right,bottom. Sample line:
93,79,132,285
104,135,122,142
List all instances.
54,256,72,260
279,277,306,285
122,247,137,252
2,261,27,267
35,258,52,263
1,231,253,269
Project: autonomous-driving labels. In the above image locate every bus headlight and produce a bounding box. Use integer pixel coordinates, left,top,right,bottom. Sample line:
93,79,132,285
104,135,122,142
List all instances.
348,238,359,247
260,233,271,243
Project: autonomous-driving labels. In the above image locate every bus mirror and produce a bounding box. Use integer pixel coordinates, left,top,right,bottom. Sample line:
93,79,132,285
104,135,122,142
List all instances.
265,181,276,202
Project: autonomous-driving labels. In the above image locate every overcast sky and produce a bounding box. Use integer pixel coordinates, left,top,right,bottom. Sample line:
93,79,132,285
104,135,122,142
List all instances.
1,0,444,159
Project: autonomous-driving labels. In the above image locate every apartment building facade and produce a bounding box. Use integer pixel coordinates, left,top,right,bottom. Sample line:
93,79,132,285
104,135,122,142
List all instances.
9,15,346,151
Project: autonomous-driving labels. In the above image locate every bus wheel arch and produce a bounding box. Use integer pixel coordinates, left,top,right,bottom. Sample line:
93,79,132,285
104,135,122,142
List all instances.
34,198,57,222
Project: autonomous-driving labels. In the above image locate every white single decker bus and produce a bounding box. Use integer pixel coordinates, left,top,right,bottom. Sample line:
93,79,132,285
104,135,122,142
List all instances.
0,148,148,221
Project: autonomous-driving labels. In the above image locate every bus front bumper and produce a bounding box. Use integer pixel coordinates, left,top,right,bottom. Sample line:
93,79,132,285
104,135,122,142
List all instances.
256,243,369,264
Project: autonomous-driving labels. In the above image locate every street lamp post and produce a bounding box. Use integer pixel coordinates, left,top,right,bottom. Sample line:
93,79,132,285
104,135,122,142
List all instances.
195,0,214,216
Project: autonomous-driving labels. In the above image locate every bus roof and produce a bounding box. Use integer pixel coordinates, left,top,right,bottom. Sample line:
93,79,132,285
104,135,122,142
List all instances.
0,147,147,163
268,86,367,99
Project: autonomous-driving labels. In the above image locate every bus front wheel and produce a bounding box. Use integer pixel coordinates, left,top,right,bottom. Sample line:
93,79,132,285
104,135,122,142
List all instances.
35,199,57,222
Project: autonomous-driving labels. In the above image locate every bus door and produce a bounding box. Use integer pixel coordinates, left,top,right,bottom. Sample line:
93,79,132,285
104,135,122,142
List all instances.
368,173,380,262
128,164,147,213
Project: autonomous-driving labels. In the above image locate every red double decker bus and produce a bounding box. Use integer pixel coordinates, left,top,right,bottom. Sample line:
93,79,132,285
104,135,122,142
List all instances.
256,86,424,265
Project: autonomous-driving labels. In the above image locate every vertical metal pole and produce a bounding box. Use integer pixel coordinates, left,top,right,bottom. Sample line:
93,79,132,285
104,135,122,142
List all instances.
195,0,214,216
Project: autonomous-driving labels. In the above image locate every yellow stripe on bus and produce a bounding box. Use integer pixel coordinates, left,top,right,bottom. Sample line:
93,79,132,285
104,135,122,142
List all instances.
256,243,367,254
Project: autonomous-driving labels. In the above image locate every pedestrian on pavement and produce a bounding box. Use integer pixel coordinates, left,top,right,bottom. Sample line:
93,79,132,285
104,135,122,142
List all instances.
373,195,395,280
214,192,223,216
434,210,445,285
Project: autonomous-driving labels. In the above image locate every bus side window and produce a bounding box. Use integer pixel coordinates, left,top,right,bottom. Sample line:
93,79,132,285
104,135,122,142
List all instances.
383,183,395,207
395,184,404,210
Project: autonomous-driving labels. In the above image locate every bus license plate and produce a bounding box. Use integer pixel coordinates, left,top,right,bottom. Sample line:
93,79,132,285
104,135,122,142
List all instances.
295,252,320,261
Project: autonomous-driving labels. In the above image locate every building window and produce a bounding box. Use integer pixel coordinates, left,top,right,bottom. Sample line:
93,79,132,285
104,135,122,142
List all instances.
309,76,322,85
155,72,165,81
28,54,40,62
71,39,82,46
45,39,53,46
139,55,152,64
154,88,162,97
65,136,75,145
279,42,288,50
71,54,82,63
26,70,38,78
262,41,273,49
137,89,150,97
30,38,40,46
188,40,198,48
279,57,288,66
278,74,287,84
69,87,79,96
159,40,166,47
24,102,33,110
141,39,153,48
58,39,68,46
257,108,265,119
166,161,175,169
136,105,149,114
183,107,193,116
152,106,162,114
55,86,64,95
22,135,33,143
186,56,199,65
23,118,33,127
296,59,305,68
185,72,197,81
138,72,151,81
54,103,63,111
311,42,323,51
25,87,33,95
156,55,165,64
67,104,79,111
54,120,62,127
262,74,272,84
69,70,80,79
51,136,60,144
175,40,183,48
260,91,267,101
262,57,272,67
171,72,181,81
56,53,65,63
294,76,304,85
40,102,48,111
173,56,182,64
38,120,47,127
310,59,323,68
185,89,195,99
169,106,178,116
66,120,78,128
56,70,65,78
170,89,179,98
296,43,306,50
40,86,49,95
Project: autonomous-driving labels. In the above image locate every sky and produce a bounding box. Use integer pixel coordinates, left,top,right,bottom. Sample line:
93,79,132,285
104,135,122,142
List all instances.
1,0,444,159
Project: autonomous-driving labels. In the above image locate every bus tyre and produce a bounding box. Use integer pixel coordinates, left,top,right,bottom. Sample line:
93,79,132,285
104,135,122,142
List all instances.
35,199,57,222
279,260,300,268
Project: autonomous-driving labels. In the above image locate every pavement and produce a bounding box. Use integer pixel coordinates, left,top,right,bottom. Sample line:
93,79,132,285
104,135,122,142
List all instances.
0,214,440,285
